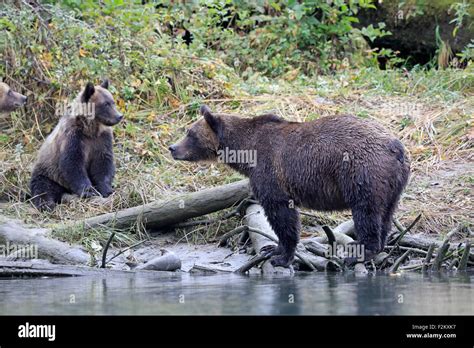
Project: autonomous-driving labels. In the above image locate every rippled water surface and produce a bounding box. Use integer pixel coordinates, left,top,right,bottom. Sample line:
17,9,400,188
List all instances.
0,271,473,315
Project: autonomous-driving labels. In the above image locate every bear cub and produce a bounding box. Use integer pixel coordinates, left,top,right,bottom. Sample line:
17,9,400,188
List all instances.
30,80,123,211
0,81,27,113
170,105,410,267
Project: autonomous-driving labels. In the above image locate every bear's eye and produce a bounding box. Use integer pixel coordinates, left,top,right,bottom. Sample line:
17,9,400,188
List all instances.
7,90,12,96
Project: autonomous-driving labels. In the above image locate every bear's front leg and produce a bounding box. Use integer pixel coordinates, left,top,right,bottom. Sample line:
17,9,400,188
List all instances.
88,132,116,197
59,132,98,198
89,152,115,198
260,199,300,268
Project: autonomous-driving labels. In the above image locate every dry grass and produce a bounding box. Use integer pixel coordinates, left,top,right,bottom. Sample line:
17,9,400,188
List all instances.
1,67,473,247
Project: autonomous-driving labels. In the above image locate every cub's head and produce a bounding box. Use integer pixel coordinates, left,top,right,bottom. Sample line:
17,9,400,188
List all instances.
0,82,27,113
169,105,220,162
80,79,123,126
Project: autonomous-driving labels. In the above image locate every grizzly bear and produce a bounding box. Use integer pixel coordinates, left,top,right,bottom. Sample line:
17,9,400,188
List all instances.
30,80,123,211
169,105,410,267
0,81,27,113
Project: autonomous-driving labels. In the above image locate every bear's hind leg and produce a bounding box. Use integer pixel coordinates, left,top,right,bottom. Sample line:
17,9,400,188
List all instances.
380,185,405,250
380,203,397,250
347,207,382,264
30,174,67,211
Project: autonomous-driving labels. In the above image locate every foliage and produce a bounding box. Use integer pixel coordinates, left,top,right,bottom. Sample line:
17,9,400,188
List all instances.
449,0,471,37
46,0,387,76
1,1,473,246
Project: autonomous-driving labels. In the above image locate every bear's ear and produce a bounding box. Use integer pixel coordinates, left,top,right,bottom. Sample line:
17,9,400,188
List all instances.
82,82,95,102
201,104,221,134
101,79,110,89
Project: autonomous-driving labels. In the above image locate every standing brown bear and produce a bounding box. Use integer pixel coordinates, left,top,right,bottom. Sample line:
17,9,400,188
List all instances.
0,81,27,113
169,105,410,267
30,80,123,211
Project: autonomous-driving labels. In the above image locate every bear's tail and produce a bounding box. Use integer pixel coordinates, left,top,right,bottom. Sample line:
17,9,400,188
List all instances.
389,138,411,193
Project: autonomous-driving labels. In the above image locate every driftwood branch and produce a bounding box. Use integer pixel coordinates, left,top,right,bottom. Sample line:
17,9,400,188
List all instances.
68,179,250,232
322,225,336,256
432,242,450,271
101,232,115,268
422,244,436,272
390,250,411,273
218,226,248,247
458,241,471,271
389,213,422,245
431,226,461,271
235,254,270,273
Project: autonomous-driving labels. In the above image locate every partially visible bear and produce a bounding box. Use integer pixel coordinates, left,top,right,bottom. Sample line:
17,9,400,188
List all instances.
30,80,123,211
0,81,27,113
169,105,410,267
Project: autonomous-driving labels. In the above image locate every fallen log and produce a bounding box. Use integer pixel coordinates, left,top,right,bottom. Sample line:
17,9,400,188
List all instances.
296,244,341,271
67,179,250,232
394,234,474,262
0,260,176,277
303,240,329,258
304,231,354,246
333,220,355,237
0,218,90,265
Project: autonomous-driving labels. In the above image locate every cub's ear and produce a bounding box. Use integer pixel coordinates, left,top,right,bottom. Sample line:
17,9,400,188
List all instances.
200,104,212,117
201,104,221,134
82,82,95,102
101,79,110,89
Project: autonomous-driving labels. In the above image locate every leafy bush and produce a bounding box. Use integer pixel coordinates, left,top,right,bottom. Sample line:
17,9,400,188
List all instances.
0,1,240,132
1,0,394,134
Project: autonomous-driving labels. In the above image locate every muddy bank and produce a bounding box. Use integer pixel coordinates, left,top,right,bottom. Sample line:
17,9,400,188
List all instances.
1,209,472,278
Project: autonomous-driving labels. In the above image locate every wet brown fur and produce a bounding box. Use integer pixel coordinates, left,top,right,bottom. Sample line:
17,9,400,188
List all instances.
30,82,122,211
170,106,410,267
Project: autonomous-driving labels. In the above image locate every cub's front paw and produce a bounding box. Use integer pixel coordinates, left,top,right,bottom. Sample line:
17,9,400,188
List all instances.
36,200,56,212
79,186,100,199
98,186,114,198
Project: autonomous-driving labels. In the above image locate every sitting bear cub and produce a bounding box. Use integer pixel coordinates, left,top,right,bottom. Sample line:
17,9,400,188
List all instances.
169,105,410,267
30,80,123,211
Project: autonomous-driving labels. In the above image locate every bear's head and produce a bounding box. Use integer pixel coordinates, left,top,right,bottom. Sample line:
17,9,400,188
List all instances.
80,79,123,126
0,82,27,113
169,105,220,162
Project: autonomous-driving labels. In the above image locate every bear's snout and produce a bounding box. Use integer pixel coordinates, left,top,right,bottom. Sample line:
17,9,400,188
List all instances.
16,94,27,107
168,144,180,159
169,143,187,160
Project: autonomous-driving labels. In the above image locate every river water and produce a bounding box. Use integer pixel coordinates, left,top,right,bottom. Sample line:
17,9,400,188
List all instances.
0,271,472,315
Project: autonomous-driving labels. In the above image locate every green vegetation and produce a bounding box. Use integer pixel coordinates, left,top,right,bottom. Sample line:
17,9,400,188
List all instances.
0,1,472,248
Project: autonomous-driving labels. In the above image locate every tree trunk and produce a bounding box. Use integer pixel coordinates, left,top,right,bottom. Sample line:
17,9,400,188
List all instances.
0,218,90,265
69,179,250,232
